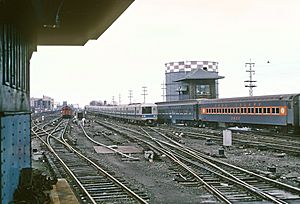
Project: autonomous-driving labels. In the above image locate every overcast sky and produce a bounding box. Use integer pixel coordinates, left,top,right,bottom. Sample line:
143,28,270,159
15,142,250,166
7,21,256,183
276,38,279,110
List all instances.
30,0,300,107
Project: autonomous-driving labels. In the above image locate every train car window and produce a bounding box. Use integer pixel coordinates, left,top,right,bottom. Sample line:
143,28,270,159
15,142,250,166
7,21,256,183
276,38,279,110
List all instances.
243,108,247,113
272,108,275,114
241,108,244,113
237,108,240,113
250,108,254,113
247,108,251,113
263,108,267,114
258,108,262,114
142,107,152,114
266,108,270,114
276,108,280,114
288,102,291,109
224,109,227,113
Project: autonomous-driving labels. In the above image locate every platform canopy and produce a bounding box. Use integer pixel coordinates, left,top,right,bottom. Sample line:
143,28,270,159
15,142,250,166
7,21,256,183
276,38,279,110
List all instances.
0,0,134,45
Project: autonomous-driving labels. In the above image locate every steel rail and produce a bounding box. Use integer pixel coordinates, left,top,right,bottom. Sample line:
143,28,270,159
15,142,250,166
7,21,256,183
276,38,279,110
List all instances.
79,122,139,160
97,120,232,203
161,128,300,154
34,120,148,204
98,121,293,204
31,124,98,204
150,128,298,203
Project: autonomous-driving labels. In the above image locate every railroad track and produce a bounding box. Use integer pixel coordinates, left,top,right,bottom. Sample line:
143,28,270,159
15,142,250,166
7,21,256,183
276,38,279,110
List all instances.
96,120,300,204
32,119,149,204
158,126,300,155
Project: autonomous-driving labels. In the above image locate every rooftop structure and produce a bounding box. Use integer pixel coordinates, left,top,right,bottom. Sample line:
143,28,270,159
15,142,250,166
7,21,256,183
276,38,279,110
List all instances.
164,61,224,101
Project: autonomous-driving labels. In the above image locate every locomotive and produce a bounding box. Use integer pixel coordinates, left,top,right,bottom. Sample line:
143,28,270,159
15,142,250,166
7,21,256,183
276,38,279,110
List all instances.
156,94,300,133
85,103,157,125
61,106,73,118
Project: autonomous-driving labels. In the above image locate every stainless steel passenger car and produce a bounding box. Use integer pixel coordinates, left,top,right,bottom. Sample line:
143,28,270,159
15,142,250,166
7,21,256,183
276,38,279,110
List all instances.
86,103,158,124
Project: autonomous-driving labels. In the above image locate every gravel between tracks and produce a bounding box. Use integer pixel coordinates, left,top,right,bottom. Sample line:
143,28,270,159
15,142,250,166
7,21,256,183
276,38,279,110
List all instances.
34,118,300,203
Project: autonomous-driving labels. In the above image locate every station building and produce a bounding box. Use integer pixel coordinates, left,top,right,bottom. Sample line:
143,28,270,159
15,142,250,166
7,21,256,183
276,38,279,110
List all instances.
30,95,54,112
165,61,224,101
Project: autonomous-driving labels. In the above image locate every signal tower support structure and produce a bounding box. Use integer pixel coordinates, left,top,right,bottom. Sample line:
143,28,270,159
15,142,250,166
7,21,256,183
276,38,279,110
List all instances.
244,60,257,96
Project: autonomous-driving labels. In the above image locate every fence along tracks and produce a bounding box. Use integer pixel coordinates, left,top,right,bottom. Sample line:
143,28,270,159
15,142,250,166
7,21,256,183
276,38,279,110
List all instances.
31,119,149,204
97,120,300,204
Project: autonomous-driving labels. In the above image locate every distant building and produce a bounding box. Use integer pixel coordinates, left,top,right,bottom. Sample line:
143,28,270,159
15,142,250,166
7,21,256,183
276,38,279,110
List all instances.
63,101,68,106
164,61,224,101
89,100,103,106
30,95,54,113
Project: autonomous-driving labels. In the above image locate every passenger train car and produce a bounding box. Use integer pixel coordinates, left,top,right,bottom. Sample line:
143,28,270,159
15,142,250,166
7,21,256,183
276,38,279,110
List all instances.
156,94,300,133
156,99,199,126
85,103,157,125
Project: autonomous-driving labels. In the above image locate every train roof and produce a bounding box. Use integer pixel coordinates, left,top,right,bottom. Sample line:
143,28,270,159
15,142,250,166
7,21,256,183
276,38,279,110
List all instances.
156,99,198,106
199,94,300,104
86,103,156,108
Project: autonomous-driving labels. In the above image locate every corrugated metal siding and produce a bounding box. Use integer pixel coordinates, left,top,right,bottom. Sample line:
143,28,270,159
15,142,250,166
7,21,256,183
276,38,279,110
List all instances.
1,114,31,204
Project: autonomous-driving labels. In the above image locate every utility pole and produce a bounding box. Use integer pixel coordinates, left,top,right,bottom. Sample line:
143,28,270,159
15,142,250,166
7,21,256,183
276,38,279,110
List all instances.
161,81,166,102
244,59,257,96
141,86,148,103
112,96,115,105
128,90,133,104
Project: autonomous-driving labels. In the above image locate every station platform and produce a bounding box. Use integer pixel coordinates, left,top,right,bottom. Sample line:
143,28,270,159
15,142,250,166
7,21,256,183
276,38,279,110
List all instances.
50,179,79,204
